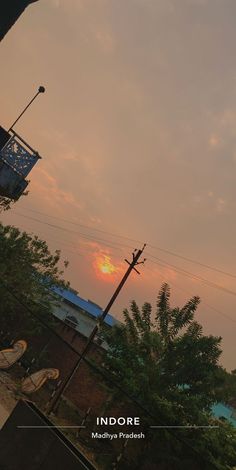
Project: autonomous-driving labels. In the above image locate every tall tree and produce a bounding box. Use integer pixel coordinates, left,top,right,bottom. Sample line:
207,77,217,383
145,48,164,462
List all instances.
102,283,236,469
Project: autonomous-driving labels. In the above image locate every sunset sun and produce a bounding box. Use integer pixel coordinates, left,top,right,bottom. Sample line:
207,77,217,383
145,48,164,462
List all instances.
98,256,116,275
93,254,118,281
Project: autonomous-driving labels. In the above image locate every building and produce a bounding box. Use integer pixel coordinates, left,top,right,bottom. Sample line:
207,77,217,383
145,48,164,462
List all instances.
0,1,39,42
212,403,236,428
52,286,119,350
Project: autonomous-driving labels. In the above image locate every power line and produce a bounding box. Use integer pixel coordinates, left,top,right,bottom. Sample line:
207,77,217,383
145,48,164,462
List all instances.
147,256,236,298
29,232,84,258
18,206,236,280
20,206,141,244
12,211,133,251
147,245,236,280
2,219,234,326
4,212,236,298
2,220,123,260
145,265,236,324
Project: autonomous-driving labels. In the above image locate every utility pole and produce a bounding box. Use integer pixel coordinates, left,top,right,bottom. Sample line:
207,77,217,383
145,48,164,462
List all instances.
47,244,146,414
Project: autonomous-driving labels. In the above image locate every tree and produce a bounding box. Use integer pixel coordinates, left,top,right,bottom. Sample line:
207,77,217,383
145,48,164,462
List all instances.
217,369,236,409
0,196,14,212
101,283,236,469
0,191,28,213
0,222,69,336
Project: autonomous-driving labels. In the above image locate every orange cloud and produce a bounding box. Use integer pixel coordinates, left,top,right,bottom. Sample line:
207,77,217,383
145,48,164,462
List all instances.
30,167,83,213
93,252,123,283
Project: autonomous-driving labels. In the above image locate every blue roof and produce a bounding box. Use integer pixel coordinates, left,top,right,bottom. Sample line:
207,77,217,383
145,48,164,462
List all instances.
52,286,117,327
212,403,236,428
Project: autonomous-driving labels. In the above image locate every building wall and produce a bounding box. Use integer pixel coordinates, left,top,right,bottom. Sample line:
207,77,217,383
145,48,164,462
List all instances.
52,299,108,349
46,320,111,415
53,300,97,337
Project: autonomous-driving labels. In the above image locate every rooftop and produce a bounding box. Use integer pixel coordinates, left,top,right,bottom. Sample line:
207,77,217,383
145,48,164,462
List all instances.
52,286,118,328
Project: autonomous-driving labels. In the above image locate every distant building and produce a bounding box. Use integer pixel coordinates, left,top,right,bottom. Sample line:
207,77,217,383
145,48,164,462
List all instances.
52,286,119,350
212,403,236,428
0,1,39,42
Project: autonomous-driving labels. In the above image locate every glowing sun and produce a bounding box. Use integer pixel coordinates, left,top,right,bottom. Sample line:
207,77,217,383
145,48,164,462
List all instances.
98,255,116,275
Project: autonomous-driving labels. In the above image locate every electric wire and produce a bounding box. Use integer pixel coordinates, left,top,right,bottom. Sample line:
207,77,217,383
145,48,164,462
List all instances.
12,211,134,252
145,265,236,324
6,212,236,296
18,206,236,280
7,211,236,298
147,256,236,297
3,224,234,326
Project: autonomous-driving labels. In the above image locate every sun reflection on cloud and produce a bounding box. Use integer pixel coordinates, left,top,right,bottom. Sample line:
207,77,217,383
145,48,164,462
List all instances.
99,255,116,274
93,253,119,282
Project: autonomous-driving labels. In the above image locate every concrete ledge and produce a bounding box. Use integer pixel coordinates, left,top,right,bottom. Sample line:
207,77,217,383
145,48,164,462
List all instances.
0,400,96,470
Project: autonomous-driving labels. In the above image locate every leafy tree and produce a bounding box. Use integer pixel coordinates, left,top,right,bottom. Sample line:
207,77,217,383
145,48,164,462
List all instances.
102,283,236,469
0,222,69,336
0,190,29,213
0,195,15,212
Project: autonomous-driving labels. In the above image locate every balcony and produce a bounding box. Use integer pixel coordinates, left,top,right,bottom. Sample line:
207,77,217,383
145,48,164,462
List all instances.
0,126,41,200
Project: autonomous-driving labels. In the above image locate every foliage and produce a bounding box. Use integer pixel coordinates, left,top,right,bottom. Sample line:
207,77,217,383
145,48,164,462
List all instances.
0,195,14,212
0,222,69,336
0,190,29,212
217,369,236,408
102,283,236,469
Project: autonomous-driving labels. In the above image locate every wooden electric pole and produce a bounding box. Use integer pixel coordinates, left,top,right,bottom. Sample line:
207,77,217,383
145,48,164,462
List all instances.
47,244,146,414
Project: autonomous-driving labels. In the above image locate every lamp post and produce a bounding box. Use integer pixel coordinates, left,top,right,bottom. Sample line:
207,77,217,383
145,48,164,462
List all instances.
8,86,45,132
0,85,45,200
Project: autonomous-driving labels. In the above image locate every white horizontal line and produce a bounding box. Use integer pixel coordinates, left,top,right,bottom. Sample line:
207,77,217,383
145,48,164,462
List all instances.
150,425,219,429
17,426,86,429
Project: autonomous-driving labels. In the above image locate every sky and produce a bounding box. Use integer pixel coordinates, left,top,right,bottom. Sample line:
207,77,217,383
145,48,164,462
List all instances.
0,0,236,370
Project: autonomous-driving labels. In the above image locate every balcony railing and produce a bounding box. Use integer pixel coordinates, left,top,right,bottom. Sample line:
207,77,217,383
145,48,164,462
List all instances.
0,127,42,200
0,129,41,178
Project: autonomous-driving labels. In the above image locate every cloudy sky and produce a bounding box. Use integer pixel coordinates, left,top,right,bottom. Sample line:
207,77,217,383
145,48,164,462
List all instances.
1,0,236,369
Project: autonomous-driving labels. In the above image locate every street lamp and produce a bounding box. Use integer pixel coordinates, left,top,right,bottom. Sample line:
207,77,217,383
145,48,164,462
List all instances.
8,86,46,131
0,86,45,200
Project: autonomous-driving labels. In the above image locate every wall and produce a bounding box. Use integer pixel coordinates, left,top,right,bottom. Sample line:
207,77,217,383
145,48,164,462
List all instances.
52,299,108,349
